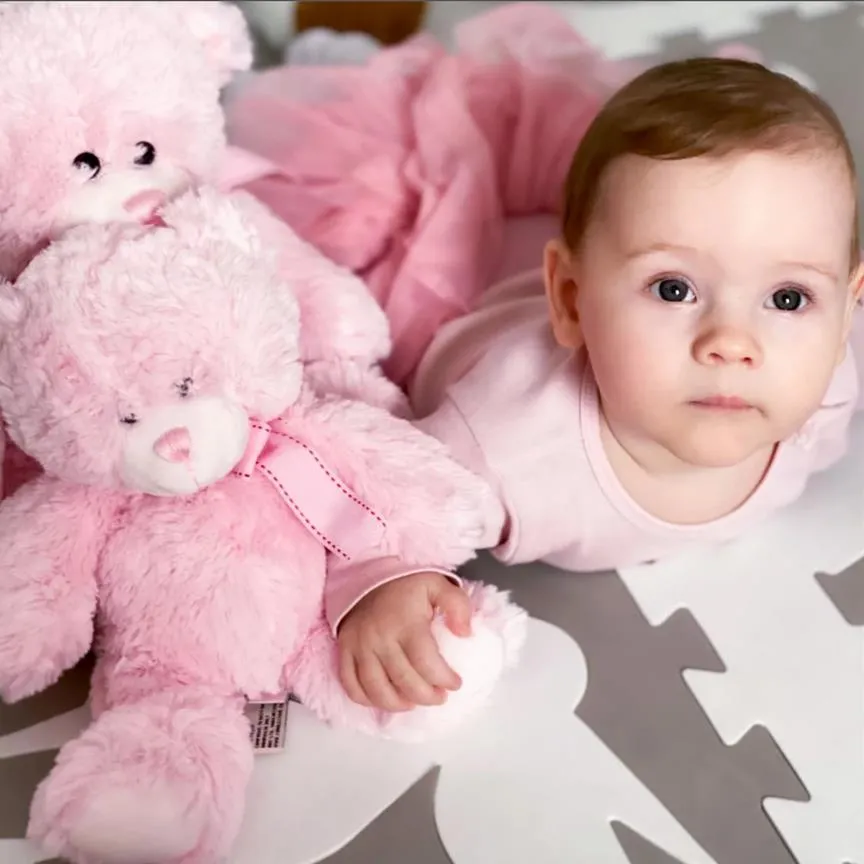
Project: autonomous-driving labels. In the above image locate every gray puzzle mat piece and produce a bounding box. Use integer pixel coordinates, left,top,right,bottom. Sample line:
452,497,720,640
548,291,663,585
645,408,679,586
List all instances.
817,558,864,625
612,823,695,864
0,657,91,738
627,3,864,232
0,752,58,841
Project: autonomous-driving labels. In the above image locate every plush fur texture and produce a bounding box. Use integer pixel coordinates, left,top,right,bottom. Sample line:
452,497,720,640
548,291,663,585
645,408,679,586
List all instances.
0,0,407,500
0,1,250,278
0,189,526,864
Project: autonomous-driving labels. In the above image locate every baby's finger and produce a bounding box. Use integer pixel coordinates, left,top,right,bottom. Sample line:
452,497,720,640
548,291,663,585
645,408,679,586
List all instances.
380,644,446,707
357,654,412,713
338,648,373,708
404,631,462,692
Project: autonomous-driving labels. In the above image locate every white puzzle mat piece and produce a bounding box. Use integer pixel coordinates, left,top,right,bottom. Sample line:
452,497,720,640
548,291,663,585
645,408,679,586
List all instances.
0,840,45,864
619,413,864,864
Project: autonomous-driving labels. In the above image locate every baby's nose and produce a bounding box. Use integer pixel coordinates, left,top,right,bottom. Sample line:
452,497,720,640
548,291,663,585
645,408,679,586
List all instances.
153,427,191,463
693,324,762,367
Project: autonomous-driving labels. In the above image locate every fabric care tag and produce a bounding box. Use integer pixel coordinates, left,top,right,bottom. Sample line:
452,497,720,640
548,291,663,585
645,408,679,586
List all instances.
245,695,291,753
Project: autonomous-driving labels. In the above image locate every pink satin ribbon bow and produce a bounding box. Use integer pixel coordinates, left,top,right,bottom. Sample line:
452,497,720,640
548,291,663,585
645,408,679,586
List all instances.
233,420,387,561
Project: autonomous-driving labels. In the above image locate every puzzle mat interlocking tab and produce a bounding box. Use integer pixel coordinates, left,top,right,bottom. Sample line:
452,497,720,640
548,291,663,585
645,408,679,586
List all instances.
3,2,864,863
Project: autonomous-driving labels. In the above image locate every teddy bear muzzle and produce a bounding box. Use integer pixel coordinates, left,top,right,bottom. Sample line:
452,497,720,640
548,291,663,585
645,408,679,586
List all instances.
118,395,250,497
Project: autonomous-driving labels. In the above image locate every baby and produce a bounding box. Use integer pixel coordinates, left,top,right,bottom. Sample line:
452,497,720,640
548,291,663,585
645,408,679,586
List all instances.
333,57,863,712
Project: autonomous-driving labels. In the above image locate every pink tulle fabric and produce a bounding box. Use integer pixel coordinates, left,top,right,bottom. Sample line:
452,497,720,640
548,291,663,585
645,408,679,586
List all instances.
224,3,635,383
225,3,764,384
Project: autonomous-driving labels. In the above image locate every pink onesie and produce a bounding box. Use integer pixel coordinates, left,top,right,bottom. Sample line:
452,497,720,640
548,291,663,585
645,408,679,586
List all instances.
325,268,858,629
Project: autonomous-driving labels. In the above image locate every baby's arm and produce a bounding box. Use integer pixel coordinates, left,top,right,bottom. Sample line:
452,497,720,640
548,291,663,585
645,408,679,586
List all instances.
324,395,508,710
331,563,472,712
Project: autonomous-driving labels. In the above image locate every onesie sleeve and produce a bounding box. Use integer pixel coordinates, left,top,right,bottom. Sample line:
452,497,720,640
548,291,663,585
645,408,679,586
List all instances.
324,557,462,635
322,395,508,635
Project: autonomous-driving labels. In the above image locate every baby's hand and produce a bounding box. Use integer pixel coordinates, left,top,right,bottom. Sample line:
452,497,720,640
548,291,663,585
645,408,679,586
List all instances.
337,571,471,712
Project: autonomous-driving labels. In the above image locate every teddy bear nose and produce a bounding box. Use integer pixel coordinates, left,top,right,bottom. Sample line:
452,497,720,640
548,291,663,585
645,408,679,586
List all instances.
124,189,167,224
153,427,191,463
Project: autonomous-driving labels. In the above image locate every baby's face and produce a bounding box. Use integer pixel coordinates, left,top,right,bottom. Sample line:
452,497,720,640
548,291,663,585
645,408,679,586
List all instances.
565,149,859,468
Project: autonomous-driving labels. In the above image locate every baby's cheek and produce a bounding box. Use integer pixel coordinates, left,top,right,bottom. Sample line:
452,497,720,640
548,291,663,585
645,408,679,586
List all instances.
766,342,837,429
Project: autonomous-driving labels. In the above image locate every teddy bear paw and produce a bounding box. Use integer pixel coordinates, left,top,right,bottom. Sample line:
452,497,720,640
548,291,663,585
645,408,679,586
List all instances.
27,692,254,864
59,783,203,864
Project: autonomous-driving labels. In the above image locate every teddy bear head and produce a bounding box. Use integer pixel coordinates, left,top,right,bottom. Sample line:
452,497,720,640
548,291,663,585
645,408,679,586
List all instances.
0,189,303,497
0,1,252,278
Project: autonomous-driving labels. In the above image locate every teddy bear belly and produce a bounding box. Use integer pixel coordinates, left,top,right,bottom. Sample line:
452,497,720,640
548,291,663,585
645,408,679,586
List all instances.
95,480,327,701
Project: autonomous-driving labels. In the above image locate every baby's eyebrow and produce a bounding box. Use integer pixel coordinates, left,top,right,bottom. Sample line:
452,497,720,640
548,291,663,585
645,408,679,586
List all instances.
623,241,701,260
779,261,839,282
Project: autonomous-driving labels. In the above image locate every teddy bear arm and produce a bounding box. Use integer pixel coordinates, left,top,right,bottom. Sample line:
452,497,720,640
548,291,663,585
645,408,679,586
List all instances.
0,476,116,702
302,398,498,571
228,190,393,364
303,358,411,416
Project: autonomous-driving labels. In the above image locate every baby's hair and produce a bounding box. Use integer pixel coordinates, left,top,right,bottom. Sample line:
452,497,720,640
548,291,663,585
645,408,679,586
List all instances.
562,57,859,268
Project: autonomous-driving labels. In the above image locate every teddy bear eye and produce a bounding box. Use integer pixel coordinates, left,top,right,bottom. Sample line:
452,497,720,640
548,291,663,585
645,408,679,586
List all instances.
176,377,193,398
72,151,101,179
134,141,156,166
120,413,139,426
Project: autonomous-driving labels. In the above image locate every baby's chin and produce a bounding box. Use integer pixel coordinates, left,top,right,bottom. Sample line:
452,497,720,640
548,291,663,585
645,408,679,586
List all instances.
663,426,779,471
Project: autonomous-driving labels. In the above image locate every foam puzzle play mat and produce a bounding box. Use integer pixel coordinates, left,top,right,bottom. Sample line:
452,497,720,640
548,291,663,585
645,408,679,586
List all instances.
3,2,864,863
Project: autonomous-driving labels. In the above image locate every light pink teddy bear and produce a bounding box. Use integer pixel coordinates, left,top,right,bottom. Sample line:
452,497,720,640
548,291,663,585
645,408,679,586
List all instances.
0,0,406,500
0,188,526,864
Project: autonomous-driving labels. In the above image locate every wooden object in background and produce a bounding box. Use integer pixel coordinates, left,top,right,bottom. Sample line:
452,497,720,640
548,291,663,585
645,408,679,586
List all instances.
294,1,427,46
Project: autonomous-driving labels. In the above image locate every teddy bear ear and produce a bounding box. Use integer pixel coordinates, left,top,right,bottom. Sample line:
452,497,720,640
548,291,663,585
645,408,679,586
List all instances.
179,1,254,83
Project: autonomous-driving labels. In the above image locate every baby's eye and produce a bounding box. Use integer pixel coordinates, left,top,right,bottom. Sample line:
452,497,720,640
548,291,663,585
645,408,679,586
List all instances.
134,141,156,166
120,413,139,426
72,151,101,179
649,276,696,303
767,286,809,312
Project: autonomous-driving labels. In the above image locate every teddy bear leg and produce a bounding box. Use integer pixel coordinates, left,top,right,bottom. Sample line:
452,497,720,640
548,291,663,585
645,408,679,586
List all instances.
290,584,528,742
27,689,253,864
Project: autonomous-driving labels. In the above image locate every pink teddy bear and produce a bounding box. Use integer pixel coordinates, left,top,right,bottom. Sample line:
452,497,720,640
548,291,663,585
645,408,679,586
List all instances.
0,188,526,864
0,0,406,499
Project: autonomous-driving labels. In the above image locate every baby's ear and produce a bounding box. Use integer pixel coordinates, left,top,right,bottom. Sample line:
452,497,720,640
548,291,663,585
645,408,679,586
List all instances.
181,1,254,83
544,239,583,350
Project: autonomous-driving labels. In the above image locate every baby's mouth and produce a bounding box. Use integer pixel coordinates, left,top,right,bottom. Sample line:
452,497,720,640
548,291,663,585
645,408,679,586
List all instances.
690,395,754,411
